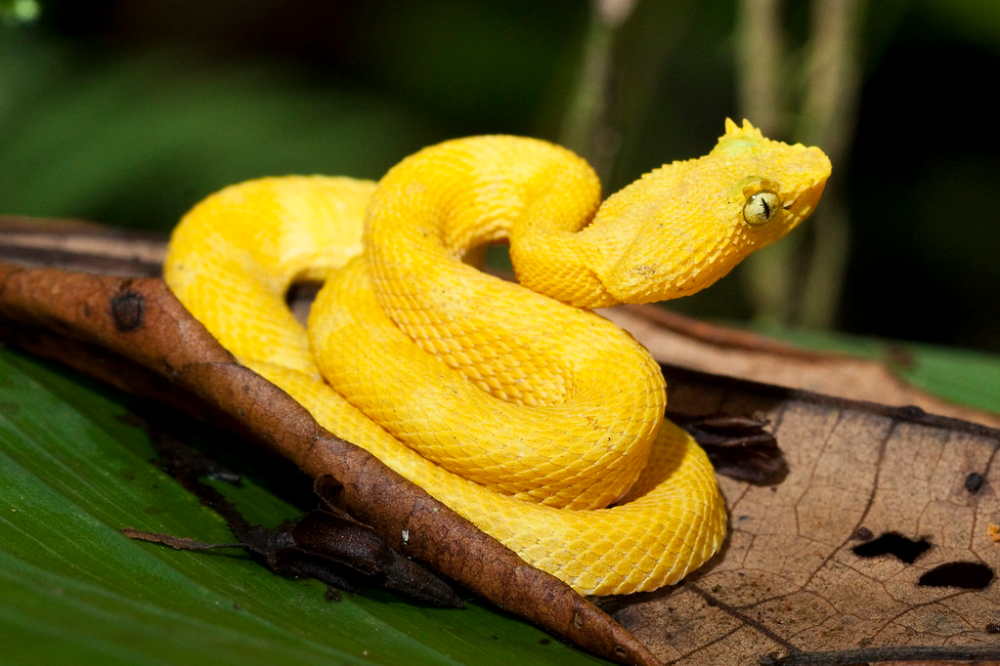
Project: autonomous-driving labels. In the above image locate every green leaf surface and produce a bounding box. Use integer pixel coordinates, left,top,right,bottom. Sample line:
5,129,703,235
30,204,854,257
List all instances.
0,347,600,665
0,39,445,233
756,324,1000,416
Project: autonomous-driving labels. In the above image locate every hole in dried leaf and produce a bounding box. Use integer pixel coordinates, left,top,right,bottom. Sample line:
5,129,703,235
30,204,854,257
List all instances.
918,562,994,590
850,531,930,564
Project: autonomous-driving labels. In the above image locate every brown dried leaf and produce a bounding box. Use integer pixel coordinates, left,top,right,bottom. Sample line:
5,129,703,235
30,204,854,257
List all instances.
0,216,166,276
602,366,1000,664
0,261,657,666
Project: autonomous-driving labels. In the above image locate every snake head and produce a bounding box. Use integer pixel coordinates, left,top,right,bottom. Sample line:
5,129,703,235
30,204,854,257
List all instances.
591,119,832,304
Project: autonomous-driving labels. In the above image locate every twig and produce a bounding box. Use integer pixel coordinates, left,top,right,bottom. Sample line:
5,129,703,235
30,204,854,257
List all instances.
761,643,1000,665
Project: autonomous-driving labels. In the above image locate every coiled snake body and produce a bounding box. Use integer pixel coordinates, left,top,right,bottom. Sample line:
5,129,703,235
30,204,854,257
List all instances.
165,120,830,595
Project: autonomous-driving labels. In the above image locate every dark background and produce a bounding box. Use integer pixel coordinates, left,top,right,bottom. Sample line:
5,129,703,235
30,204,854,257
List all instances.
2,0,997,351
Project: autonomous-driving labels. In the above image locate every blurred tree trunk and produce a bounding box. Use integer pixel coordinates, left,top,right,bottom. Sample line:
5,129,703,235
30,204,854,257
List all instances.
737,0,864,329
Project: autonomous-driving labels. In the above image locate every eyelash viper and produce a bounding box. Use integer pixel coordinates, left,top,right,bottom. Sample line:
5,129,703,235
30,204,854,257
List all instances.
164,119,831,596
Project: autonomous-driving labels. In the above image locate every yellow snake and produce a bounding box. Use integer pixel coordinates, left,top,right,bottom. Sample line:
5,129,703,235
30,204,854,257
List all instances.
164,119,831,595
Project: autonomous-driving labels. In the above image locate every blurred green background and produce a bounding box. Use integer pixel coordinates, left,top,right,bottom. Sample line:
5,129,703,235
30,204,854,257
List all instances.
1,0,998,352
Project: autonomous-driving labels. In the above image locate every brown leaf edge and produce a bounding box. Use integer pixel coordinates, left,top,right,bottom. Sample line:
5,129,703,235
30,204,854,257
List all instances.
0,262,659,666
8,215,995,429
607,304,1000,430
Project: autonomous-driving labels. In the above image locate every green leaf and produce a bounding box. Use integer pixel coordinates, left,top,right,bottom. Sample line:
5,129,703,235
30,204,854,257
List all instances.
0,43,444,233
0,347,602,665
755,324,1000,416
0,0,39,26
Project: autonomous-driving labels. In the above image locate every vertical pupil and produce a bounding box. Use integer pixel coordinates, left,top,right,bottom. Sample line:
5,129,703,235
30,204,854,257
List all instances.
759,197,771,218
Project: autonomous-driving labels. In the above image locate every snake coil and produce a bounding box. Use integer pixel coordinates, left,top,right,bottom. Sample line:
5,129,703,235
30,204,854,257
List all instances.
165,120,830,595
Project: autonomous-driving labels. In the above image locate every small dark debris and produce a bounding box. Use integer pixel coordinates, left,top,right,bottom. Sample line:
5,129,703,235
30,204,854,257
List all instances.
852,526,874,541
324,587,343,602
110,291,145,332
896,404,926,419
965,472,984,493
491,634,499,640
918,562,994,590
851,531,930,564
538,639,551,646
986,623,1000,634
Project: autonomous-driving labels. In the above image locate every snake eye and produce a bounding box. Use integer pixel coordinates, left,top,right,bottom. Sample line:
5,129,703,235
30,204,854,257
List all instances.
743,191,781,226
